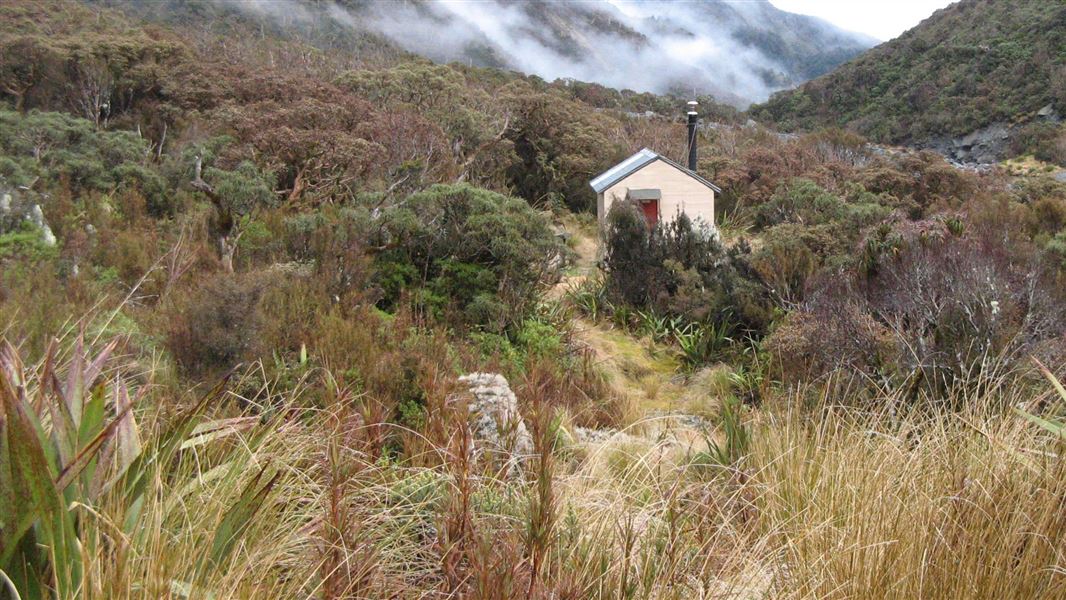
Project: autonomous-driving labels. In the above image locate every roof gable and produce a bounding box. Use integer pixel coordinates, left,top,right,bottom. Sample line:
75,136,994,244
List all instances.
589,148,722,194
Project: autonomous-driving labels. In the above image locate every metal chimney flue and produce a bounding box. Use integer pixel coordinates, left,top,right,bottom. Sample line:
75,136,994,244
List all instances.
686,100,698,171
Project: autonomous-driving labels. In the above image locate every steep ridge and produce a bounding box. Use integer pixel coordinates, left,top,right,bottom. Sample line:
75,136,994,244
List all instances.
751,0,1066,163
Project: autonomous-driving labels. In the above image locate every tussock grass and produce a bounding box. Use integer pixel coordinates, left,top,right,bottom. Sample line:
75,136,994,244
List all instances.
3,330,1064,599
749,402,1066,599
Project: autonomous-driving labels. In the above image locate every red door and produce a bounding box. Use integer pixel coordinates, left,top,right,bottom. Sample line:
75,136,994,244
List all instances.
641,200,659,228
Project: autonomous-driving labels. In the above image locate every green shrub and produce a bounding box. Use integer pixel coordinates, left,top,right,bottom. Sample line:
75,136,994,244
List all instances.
372,183,565,332
206,161,278,216
602,202,774,338
1047,231,1066,268
469,331,523,369
236,217,275,261
113,163,171,216
514,318,563,359
757,179,845,229
0,109,160,195
0,221,57,261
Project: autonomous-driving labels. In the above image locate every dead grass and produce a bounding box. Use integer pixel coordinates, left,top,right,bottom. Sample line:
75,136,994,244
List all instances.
1001,154,1063,177
571,318,685,418
749,401,1066,599
4,328,1064,599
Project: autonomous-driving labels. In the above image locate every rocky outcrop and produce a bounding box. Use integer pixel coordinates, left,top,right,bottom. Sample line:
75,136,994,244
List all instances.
0,188,56,247
457,373,532,478
925,122,1011,166
27,204,56,246
923,104,1062,166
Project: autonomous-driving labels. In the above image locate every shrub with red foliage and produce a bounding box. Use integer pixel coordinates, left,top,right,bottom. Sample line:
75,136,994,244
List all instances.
166,272,266,375
770,213,1066,398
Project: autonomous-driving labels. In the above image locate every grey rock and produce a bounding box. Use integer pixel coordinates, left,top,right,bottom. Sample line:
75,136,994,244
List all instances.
0,188,55,246
28,205,56,246
457,372,532,478
925,121,1011,166
572,426,638,445
267,261,314,277
925,108,1063,166
1036,104,1060,122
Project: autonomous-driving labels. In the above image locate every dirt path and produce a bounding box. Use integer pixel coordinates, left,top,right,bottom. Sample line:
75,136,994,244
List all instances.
548,219,599,300
546,219,768,598
550,219,730,427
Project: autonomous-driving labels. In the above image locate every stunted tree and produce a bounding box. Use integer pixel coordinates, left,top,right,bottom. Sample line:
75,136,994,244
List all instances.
337,62,466,112
68,56,114,128
225,96,381,204
503,84,625,211
337,62,513,188
190,152,276,272
0,36,53,111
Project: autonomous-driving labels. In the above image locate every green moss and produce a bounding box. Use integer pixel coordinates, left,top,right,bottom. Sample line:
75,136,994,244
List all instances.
0,222,56,261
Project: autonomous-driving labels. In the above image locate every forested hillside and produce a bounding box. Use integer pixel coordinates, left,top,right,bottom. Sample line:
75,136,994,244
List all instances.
753,0,1066,163
2,1,1066,598
94,0,874,106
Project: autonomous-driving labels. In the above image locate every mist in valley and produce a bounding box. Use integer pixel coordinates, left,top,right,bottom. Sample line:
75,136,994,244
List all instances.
219,0,875,107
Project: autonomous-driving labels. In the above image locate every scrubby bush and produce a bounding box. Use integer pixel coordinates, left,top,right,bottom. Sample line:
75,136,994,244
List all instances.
765,279,897,384
756,178,846,228
166,273,265,374
770,215,1066,399
372,183,566,332
503,87,626,212
1011,122,1066,166
602,201,774,337
748,226,820,306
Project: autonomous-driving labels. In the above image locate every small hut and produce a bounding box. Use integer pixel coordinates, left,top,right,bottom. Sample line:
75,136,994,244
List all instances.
589,102,720,229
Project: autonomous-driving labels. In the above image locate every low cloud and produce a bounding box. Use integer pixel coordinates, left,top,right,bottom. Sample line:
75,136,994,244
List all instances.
218,0,872,106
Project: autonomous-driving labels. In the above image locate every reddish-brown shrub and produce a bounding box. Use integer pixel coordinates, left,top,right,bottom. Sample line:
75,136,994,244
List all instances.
166,272,265,375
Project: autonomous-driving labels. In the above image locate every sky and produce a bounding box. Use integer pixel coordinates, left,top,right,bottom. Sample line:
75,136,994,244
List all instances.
769,0,957,41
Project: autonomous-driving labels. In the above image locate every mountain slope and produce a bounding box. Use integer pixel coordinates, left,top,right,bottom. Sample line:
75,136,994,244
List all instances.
359,0,875,105
751,0,1066,152
122,0,871,107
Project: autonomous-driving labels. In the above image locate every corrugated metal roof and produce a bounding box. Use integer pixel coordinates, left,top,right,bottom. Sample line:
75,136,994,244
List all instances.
589,148,658,193
589,147,722,194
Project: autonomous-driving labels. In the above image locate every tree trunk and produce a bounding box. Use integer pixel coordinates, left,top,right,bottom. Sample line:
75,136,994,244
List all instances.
220,235,237,273
288,166,307,204
191,153,239,272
